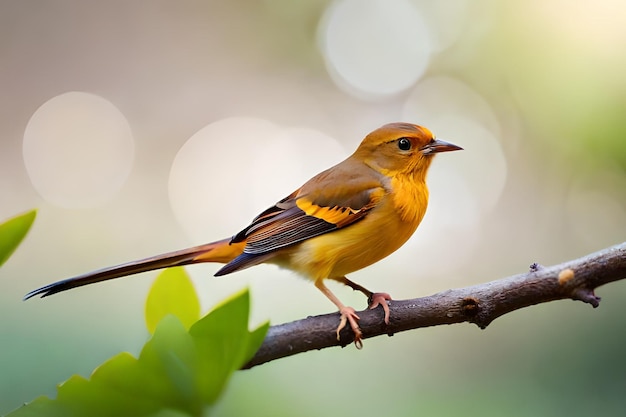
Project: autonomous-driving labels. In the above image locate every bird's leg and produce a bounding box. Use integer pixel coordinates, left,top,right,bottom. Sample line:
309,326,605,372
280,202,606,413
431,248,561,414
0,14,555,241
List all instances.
336,276,392,325
314,279,363,349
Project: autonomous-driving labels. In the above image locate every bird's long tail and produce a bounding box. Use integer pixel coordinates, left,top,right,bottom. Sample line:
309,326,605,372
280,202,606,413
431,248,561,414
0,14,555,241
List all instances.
23,238,244,300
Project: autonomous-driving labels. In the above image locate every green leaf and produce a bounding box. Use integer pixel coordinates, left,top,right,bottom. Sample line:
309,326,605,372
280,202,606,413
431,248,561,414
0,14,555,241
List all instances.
9,285,269,417
189,289,268,404
145,267,200,334
0,209,36,267
50,318,197,417
137,316,202,414
8,317,201,417
6,396,69,417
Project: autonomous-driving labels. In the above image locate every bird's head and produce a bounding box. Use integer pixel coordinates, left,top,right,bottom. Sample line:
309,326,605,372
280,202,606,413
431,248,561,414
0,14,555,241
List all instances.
354,122,462,179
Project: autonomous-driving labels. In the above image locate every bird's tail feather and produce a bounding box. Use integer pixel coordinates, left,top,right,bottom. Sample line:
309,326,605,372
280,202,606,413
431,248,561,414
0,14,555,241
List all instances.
24,238,244,300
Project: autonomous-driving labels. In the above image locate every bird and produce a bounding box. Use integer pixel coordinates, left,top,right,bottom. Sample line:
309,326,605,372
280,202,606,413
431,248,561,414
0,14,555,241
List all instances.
24,122,462,347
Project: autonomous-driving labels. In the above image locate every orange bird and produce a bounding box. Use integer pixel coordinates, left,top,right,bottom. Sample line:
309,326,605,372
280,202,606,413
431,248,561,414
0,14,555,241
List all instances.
25,123,462,347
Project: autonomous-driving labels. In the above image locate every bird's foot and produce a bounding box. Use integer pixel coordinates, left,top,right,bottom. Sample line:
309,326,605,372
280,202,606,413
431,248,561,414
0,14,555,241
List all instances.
337,306,363,349
368,292,392,325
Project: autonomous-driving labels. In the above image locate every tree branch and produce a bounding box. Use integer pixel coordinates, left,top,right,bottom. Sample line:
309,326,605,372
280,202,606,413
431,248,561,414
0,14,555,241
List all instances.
243,242,626,369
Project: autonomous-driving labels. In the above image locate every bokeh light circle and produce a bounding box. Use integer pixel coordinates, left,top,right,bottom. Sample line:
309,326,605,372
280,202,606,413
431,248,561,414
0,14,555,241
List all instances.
168,117,346,244
402,76,507,216
318,0,432,98
397,76,508,275
403,75,502,136
418,0,472,52
22,92,135,208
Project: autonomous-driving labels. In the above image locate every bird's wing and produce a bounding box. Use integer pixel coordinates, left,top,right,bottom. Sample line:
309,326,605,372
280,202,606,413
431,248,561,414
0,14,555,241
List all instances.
215,165,386,274
236,192,375,255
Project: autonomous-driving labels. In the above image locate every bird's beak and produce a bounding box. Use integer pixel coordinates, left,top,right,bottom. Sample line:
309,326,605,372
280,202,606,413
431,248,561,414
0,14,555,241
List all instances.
421,139,463,155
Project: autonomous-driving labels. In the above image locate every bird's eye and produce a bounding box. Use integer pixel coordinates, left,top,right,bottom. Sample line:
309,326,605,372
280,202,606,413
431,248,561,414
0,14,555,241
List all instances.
397,137,412,151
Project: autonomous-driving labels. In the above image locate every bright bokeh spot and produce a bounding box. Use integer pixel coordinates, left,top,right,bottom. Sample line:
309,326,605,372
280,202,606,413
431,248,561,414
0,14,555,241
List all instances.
404,75,502,136
416,0,472,52
168,117,346,244
22,92,135,208
318,0,431,98
392,117,505,277
402,76,507,217
248,126,347,208
428,116,507,217
397,77,508,275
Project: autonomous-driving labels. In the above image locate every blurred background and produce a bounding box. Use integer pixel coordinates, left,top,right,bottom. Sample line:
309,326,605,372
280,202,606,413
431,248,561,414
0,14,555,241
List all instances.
1,0,625,415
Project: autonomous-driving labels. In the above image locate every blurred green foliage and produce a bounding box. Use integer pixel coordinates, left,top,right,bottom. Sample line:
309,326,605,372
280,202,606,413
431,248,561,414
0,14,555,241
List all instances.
145,267,201,334
6,270,269,417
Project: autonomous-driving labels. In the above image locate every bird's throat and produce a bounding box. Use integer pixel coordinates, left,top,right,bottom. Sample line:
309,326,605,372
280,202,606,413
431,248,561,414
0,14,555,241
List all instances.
390,175,429,225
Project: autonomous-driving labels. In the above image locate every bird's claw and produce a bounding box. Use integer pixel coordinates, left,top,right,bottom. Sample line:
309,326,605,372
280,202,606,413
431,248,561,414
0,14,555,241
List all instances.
368,292,392,324
337,306,363,349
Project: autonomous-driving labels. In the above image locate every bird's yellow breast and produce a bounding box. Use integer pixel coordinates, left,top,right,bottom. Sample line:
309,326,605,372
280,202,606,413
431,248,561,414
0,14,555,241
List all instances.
275,175,429,281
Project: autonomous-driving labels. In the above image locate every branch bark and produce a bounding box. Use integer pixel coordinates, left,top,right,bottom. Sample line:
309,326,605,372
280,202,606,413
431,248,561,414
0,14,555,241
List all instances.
243,242,626,369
